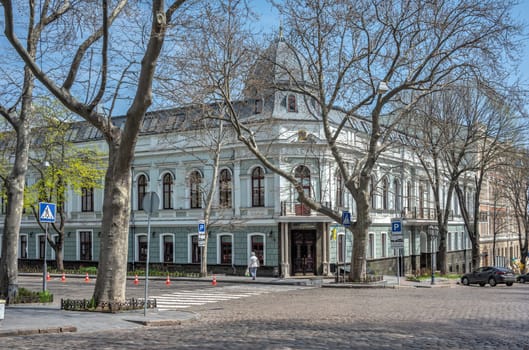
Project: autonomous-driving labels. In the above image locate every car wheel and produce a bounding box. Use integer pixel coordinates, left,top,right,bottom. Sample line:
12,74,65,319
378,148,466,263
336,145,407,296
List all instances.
479,282,485,287
506,282,513,286
462,277,469,286
488,277,497,287
520,277,526,284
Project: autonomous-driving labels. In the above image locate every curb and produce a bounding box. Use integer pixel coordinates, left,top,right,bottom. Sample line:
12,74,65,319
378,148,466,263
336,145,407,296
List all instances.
0,325,77,337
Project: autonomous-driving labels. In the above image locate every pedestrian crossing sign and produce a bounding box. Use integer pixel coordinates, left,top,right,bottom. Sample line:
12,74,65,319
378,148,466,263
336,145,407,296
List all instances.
342,211,351,226
38,202,56,223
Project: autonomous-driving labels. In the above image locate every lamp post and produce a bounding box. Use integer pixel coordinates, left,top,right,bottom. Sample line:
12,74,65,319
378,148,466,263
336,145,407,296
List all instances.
428,225,438,285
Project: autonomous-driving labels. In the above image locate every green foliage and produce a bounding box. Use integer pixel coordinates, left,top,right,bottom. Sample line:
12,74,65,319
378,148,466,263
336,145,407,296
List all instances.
24,100,105,215
12,287,53,304
78,266,98,274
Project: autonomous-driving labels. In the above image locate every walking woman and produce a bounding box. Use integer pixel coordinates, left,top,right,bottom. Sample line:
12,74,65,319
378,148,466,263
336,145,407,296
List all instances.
248,251,259,280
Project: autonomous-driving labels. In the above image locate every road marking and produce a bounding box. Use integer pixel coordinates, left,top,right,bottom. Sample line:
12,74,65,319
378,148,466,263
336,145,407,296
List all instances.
153,285,305,310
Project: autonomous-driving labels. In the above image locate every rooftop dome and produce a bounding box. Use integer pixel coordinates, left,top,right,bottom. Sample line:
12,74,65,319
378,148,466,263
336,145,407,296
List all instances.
244,33,312,98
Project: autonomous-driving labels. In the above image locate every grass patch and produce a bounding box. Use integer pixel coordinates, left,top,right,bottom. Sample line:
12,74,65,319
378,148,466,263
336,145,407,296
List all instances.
12,287,53,304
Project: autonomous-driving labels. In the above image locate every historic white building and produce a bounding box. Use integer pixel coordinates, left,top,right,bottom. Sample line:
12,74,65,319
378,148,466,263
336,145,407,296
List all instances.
3,37,475,277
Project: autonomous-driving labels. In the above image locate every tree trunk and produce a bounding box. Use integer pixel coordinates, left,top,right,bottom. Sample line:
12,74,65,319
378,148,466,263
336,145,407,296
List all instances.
55,239,64,272
350,196,370,282
437,225,447,275
0,158,28,303
472,239,480,271
93,146,131,304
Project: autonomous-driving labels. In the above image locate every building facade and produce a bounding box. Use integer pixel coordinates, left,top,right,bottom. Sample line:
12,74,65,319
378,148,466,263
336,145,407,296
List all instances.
2,38,479,277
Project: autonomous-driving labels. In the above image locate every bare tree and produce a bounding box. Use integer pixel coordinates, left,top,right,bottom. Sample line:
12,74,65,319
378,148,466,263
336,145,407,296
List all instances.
199,0,519,281
1,0,188,304
0,0,71,302
452,86,524,272
500,149,529,273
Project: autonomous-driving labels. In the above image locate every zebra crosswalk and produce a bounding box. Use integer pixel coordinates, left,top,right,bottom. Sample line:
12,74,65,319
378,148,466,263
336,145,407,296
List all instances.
153,285,304,310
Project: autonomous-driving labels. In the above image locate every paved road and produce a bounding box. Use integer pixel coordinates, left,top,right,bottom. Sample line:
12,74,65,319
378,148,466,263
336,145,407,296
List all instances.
3,279,529,349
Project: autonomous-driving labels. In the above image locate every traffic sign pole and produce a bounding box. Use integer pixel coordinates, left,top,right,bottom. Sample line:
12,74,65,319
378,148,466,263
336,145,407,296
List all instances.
38,202,56,292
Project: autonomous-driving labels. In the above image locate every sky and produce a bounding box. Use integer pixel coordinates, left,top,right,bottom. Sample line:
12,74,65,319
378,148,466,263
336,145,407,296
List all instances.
512,1,529,87
1,1,529,105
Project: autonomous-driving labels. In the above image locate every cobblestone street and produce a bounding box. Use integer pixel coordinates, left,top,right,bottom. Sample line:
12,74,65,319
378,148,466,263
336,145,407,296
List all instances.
3,283,528,349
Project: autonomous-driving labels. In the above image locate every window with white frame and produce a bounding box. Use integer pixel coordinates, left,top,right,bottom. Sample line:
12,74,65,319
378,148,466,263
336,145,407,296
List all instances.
190,171,202,209
20,234,28,259
137,174,147,210
191,234,201,263
219,169,232,208
162,234,174,263
162,173,173,209
251,167,265,207
249,234,264,266
382,177,389,210
220,235,233,264
79,231,92,260
368,233,375,259
381,233,387,258
393,179,401,212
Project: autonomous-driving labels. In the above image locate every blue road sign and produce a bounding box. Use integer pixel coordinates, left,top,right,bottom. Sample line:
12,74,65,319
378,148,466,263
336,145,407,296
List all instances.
38,202,56,223
391,219,402,233
198,220,206,234
342,211,351,226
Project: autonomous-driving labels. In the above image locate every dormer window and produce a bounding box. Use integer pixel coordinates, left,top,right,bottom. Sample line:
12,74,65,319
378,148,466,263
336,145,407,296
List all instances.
287,94,297,112
254,99,263,114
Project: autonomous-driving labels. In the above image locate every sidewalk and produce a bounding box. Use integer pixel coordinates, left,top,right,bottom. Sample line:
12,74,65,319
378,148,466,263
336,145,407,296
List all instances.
0,274,457,337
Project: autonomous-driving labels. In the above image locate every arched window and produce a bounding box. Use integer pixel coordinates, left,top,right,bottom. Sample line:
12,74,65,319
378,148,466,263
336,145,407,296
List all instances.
162,173,173,209
335,172,344,208
251,167,265,207
137,175,147,210
295,165,311,215
287,94,297,112
382,177,389,210
370,176,376,209
419,185,425,218
406,181,412,212
295,165,311,198
219,169,232,208
190,171,202,209
394,179,401,212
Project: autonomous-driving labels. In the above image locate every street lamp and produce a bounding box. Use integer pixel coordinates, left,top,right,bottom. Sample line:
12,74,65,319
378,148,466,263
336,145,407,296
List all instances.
428,225,438,285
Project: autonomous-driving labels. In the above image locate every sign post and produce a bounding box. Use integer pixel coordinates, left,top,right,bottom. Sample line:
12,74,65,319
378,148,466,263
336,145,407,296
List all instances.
198,220,206,275
39,202,56,292
341,211,351,283
142,192,159,316
391,218,403,285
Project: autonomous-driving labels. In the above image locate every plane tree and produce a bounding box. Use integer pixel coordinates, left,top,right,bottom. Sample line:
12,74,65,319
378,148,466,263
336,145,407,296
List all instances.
0,0,72,302
1,0,189,304
180,0,520,281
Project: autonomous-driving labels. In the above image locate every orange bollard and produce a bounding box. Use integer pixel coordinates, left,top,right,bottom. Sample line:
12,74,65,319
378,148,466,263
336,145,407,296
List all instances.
212,275,217,286
165,275,171,286
84,272,90,282
61,272,66,282
46,272,51,281
133,274,139,285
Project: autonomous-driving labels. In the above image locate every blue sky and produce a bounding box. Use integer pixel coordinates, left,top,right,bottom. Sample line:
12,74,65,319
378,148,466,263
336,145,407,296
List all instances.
512,1,529,85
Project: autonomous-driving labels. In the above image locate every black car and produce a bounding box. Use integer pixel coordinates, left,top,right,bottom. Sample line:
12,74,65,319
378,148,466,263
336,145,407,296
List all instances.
517,273,529,283
461,266,516,287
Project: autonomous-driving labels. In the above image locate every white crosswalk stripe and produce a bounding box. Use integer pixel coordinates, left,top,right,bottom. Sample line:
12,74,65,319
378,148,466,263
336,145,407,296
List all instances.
153,285,305,310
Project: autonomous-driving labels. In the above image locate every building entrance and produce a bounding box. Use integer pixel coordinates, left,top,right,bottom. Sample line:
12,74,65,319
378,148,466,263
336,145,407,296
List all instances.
291,230,316,275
